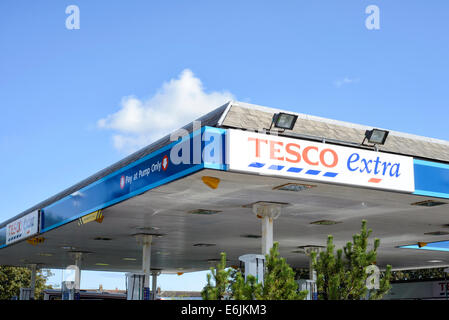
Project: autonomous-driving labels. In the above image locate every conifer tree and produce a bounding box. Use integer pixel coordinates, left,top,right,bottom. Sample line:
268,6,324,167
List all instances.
203,243,307,300
201,252,231,300
261,242,308,300
311,220,392,300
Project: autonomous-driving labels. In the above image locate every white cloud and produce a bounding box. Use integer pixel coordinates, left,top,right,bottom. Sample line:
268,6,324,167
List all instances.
333,77,360,88
98,69,234,153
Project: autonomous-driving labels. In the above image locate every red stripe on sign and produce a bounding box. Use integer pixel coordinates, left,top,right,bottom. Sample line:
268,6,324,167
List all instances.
368,178,382,183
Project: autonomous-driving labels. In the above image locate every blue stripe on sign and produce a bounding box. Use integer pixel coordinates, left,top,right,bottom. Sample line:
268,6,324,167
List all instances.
248,162,265,168
323,172,338,177
287,167,303,173
305,170,321,175
268,165,285,170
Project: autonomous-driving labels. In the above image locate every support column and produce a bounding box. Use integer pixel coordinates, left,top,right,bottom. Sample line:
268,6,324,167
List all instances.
29,264,37,300
140,235,152,300
303,246,322,281
74,252,82,300
151,270,161,300
252,203,282,255
74,252,82,292
303,246,322,300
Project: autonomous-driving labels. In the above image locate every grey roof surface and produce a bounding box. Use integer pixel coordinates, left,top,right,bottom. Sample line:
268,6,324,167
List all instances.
220,101,449,162
2,100,448,228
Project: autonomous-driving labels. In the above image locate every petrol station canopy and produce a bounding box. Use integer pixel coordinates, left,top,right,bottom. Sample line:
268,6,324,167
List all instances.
1,101,449,273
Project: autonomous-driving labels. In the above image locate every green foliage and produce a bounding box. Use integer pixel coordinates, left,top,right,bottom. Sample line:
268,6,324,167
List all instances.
201,252,231,300
0,266,53,300
231,273,262,300
202,243,307,300
261,243,308,300
311,220,392,300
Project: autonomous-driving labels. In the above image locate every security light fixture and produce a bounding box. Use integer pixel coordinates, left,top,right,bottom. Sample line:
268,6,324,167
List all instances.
364,129,389,145
270,112,298,130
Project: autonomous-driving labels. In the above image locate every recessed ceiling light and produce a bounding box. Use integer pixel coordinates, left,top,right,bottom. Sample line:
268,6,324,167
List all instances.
273,183,316,192
310,220,342,226
94,237,112,241
135,226,160,231
424,231,449,236
297,245,325,249
188,209,221,215
156,251,170,256
411,200,447,207
206,258,229,263
132,232,165,238
37,253,53,257
95,263,109,266
123,258,137,261
240,234,262,239
242,201,289,208
68,250,93,255
193,243,216,247
428,260,444,263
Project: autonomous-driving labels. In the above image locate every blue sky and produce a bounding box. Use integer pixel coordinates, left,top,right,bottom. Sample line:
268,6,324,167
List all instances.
1,1,448,291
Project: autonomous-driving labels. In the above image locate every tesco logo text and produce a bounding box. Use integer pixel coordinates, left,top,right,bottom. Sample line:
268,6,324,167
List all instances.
249,138,338,168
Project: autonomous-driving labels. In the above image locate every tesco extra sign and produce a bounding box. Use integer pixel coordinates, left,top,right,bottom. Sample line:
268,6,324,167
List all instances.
6,210,39,245
226,130,414,192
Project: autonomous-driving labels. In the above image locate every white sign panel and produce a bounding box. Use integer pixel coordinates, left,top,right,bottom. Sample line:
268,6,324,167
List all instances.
6,210,39,245
433,281,449,298
226,129,415,193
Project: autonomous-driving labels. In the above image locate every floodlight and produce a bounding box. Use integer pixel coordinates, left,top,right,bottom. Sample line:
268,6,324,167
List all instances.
272,113,298,130
364,129,389,145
